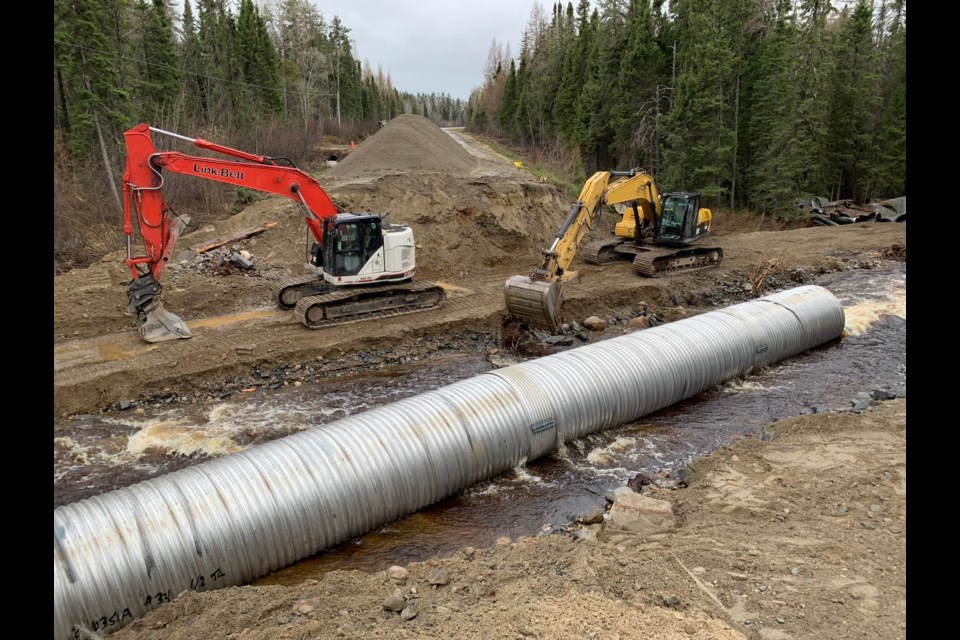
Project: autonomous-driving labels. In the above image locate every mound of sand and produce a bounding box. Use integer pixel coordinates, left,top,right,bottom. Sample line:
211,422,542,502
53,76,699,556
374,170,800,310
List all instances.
329,114,477,178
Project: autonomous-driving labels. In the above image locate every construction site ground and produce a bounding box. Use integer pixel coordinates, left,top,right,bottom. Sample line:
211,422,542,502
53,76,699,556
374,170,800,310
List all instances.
54,117,906,639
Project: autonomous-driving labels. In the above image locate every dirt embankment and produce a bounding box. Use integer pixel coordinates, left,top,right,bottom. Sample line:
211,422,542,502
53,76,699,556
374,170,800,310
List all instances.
111,398,906,640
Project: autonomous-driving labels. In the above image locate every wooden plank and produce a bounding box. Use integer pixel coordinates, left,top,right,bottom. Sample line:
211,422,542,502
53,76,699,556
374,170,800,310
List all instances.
190,222,279,254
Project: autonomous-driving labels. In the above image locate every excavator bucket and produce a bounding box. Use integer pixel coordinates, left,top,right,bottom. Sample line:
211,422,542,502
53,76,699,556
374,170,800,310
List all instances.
138,303,193,343
503,275,564,330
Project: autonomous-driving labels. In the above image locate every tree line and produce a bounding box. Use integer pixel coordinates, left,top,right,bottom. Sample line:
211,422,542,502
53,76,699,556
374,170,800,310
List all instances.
467,0,905,215
53,0,466,269
54,0,466,179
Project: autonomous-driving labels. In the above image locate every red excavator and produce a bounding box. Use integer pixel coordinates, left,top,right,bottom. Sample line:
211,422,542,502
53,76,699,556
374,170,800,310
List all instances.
122,123,445,343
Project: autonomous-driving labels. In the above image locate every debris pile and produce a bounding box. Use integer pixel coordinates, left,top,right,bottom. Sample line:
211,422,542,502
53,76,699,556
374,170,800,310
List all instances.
798,195,906,226
167,247,261,278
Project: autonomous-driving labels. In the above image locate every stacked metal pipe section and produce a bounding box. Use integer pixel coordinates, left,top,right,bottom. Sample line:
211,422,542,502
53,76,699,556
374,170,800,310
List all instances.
54,285,844,638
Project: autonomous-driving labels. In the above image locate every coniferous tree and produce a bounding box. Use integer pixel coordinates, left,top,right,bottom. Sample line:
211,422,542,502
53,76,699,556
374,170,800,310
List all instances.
554,0,594,146
614,0,666,170
826,0,879,200
177,0,205,122
790,0,833,201
585,1,629,168
237,0,283,116
743,0,804,214
512,53,531,142
131,0,179,122
499,59,518,134
196,0,249,126
864,0,906,197
576,9,605,170
54,0,132,160
663,0,748,203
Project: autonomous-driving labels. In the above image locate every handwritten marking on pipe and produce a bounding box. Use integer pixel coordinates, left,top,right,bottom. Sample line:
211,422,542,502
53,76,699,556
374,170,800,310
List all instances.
66,566,227,640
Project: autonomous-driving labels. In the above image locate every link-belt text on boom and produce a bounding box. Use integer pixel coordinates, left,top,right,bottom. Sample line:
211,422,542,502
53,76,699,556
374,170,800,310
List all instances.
192,163,245,180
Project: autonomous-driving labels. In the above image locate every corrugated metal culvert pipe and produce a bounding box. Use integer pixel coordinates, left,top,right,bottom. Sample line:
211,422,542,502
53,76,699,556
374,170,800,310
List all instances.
54,285,844,638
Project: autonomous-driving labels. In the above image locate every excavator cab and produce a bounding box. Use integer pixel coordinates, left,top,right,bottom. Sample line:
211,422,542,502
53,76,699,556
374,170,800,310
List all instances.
313,214,384,277
658,192,701,245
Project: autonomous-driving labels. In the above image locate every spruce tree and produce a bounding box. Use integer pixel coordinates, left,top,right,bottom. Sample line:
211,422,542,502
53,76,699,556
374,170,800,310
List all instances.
864,0,905,198
134,0,180,122
554,0,593,146
178,0,206,123
512,53,531,142
237,0,283,116
499,59,518,135
54,0,132,160
826,0,879,200
662,0,748,204
743,0,804,215
614,0,665,170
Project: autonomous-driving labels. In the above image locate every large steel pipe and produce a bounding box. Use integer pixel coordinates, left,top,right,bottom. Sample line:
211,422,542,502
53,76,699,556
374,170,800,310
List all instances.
54,285,844,638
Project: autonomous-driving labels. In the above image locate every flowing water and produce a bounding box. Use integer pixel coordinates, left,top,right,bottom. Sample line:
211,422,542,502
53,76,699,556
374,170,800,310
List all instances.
53,264,906,583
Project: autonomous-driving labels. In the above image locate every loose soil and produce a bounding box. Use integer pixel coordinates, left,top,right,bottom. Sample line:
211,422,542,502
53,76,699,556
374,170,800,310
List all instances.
55,118,907,639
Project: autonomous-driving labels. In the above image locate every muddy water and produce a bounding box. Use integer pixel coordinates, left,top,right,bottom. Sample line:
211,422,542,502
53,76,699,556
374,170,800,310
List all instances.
53,354,492,507
53,264,906,583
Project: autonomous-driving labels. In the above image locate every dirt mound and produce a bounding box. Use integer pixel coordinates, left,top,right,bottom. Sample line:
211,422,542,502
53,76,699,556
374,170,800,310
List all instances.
328,174,569,281
329,114,477,178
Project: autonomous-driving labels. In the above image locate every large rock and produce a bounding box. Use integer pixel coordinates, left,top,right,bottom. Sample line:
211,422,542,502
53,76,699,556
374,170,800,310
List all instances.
606,492,676,537
382,589,406,612
387,566,408,584
583,316,607,331
628,316,650,330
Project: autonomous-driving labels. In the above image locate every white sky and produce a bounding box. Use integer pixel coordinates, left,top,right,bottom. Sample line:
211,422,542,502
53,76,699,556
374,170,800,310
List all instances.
307,1,538,100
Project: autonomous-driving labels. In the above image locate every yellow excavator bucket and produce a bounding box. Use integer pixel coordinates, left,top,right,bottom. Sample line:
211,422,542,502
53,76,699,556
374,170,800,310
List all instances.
503,276,564,329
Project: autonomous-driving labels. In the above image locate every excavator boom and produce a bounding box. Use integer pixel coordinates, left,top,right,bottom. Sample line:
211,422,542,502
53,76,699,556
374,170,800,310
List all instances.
505,168,721,329
122,124,343,342
121,123,445,343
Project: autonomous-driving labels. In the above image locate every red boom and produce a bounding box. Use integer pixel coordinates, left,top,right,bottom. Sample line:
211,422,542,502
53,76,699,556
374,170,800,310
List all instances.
122,123,340,279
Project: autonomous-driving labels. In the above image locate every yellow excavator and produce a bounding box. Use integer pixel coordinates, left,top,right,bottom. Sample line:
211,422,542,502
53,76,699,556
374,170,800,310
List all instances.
504,168,722,328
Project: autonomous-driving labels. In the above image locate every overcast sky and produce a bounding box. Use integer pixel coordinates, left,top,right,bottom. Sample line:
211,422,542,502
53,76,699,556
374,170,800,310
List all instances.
311,1,538,101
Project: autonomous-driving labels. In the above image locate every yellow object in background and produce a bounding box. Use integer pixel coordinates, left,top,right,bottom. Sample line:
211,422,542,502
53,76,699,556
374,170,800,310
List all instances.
514,161,523,168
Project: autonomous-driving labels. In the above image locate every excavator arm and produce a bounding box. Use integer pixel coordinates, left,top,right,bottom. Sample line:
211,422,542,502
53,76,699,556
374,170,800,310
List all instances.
503,169,659,329
527,171,611,281
605,170,662,240
122,123,340,342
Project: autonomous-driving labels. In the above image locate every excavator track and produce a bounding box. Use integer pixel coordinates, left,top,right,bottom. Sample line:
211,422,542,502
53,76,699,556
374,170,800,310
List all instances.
581,238,630,265
294,281,447,329
632,246,723,277
271,274,331,309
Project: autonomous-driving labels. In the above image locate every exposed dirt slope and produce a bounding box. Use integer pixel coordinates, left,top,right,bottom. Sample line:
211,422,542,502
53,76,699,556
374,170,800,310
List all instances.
110,399,906,640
